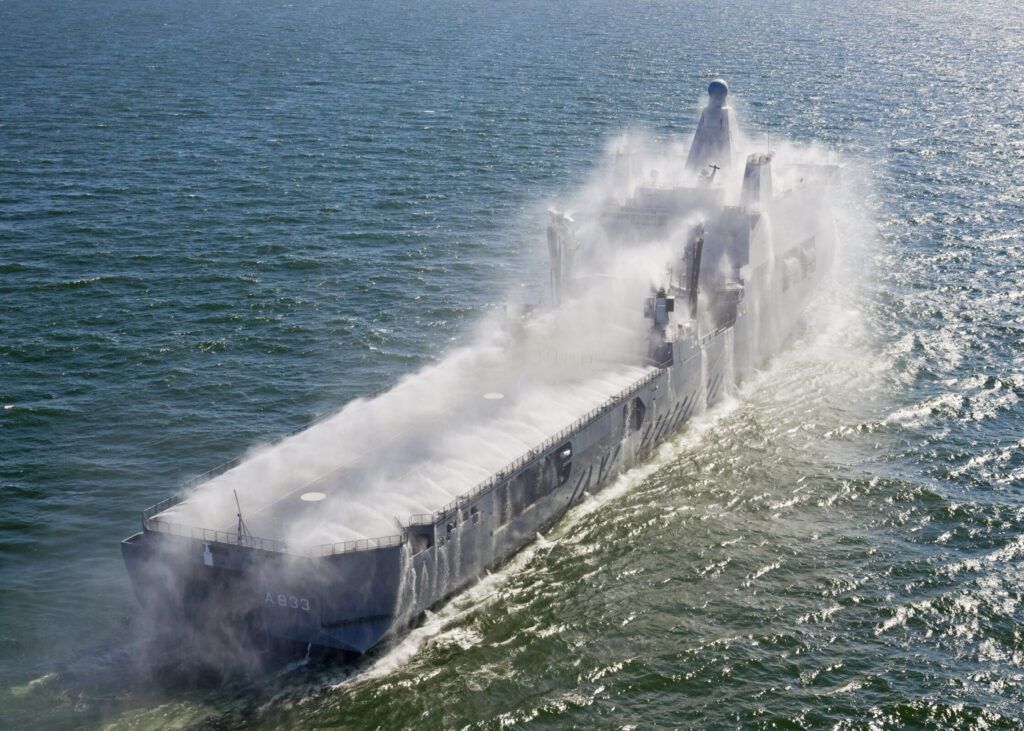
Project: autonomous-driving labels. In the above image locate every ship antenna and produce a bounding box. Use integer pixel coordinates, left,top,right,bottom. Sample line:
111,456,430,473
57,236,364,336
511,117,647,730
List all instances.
234,489,252,546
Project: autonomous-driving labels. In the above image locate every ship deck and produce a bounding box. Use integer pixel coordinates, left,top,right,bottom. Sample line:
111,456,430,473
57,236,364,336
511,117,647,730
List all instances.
151,313,657,552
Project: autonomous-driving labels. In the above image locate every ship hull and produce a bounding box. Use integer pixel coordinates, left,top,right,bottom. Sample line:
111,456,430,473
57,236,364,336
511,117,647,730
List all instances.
123,219,831,653
123,151,838,655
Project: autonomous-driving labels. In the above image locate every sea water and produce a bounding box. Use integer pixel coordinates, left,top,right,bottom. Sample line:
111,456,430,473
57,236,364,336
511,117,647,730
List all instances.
2,0,1023,727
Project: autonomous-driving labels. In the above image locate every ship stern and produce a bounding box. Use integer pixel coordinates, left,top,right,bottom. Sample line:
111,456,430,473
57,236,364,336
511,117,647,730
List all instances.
122,530,406,655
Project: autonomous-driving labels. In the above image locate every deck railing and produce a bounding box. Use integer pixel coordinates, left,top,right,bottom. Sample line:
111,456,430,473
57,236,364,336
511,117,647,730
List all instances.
141,366,662,556
142,514,405,557
421,367,661,524
142,518,290,553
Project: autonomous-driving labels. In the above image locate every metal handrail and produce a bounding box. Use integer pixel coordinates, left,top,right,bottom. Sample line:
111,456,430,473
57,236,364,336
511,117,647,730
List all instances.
141,515,404,556
700,316,738,345
142,494,186,521
141,366,662,557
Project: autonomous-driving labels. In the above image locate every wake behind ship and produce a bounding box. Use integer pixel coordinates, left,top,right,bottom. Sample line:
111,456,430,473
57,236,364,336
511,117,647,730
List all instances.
122,80,839,655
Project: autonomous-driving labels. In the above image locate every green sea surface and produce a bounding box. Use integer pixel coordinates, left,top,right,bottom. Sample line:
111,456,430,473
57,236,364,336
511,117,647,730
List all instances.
2,0,1023,727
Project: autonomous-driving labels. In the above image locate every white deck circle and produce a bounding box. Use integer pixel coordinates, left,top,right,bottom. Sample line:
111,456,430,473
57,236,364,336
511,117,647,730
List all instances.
483,392,504,400
300,491,327,502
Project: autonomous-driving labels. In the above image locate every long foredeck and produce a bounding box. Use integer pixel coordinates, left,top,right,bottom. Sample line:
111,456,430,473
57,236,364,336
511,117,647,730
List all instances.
144,360,659,555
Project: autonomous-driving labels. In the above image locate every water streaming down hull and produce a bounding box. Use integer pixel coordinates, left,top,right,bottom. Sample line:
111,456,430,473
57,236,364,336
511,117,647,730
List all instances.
122,82,840,655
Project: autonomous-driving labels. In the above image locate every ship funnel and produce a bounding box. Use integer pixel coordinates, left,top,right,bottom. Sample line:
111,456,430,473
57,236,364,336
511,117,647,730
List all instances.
741,153,774,210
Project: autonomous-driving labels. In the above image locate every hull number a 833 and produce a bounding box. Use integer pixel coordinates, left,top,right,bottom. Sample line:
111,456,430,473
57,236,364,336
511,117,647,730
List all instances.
265,592,311,611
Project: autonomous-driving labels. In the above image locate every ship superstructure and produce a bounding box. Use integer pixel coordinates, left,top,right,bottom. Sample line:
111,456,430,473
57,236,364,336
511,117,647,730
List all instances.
123,80,839,654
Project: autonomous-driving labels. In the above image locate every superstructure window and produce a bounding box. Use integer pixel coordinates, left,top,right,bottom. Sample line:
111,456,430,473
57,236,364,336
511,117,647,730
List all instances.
551,442,573,485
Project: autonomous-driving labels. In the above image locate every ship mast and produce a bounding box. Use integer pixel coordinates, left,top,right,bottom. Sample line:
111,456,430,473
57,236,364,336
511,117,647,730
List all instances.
234,489,252,546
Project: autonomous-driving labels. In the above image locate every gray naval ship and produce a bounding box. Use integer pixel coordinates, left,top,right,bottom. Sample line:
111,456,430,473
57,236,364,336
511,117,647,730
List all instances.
123,80,839,655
